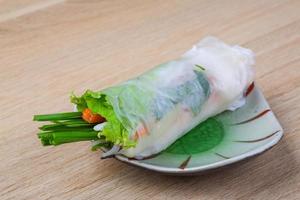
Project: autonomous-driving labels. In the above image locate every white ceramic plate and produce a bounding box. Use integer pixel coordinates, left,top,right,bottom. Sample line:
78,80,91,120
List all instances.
115,84,283,174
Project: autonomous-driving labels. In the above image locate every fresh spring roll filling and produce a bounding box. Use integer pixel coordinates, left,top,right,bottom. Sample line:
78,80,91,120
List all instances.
70,37,254,158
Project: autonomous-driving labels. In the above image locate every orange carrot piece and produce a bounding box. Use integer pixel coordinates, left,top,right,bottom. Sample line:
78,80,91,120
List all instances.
82,108,105,124
133,123,148,140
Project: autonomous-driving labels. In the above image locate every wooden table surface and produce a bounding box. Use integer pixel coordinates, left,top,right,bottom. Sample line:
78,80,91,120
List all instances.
1,0,300,199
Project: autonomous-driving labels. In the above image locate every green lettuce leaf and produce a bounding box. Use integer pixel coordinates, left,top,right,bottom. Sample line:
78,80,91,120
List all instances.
70,90,136,148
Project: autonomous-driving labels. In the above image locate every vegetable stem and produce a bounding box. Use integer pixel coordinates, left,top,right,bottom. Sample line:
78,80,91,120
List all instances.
34,111,108,149
195,64,206,71
38,130,98,146
33,112,82,121
39,125,94,131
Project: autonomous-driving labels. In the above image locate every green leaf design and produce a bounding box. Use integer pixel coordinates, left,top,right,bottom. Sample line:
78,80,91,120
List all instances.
164,118,224,154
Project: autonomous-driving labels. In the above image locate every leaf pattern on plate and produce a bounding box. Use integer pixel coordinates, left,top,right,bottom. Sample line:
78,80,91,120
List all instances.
164,118,224,155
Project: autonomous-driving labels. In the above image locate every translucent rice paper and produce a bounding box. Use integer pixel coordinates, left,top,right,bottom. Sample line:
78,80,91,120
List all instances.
102,36,254,157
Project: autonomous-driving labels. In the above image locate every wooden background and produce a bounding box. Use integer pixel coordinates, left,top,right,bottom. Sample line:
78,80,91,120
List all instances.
1,0,300,199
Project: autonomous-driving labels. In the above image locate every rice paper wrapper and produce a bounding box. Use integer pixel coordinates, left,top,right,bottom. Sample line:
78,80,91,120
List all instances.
80,36,254,157
101,61,211,140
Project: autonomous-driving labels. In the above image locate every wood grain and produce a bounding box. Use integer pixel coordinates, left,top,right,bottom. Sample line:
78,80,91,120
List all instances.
1,0,300,199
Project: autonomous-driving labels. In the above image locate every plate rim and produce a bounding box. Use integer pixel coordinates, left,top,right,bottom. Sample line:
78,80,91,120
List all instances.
115,129,283,174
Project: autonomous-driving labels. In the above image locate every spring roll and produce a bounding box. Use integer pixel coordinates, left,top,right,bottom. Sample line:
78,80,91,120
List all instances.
35,37,254,159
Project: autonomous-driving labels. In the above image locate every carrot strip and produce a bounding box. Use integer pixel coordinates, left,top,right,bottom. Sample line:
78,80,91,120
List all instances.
82,108,106,124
